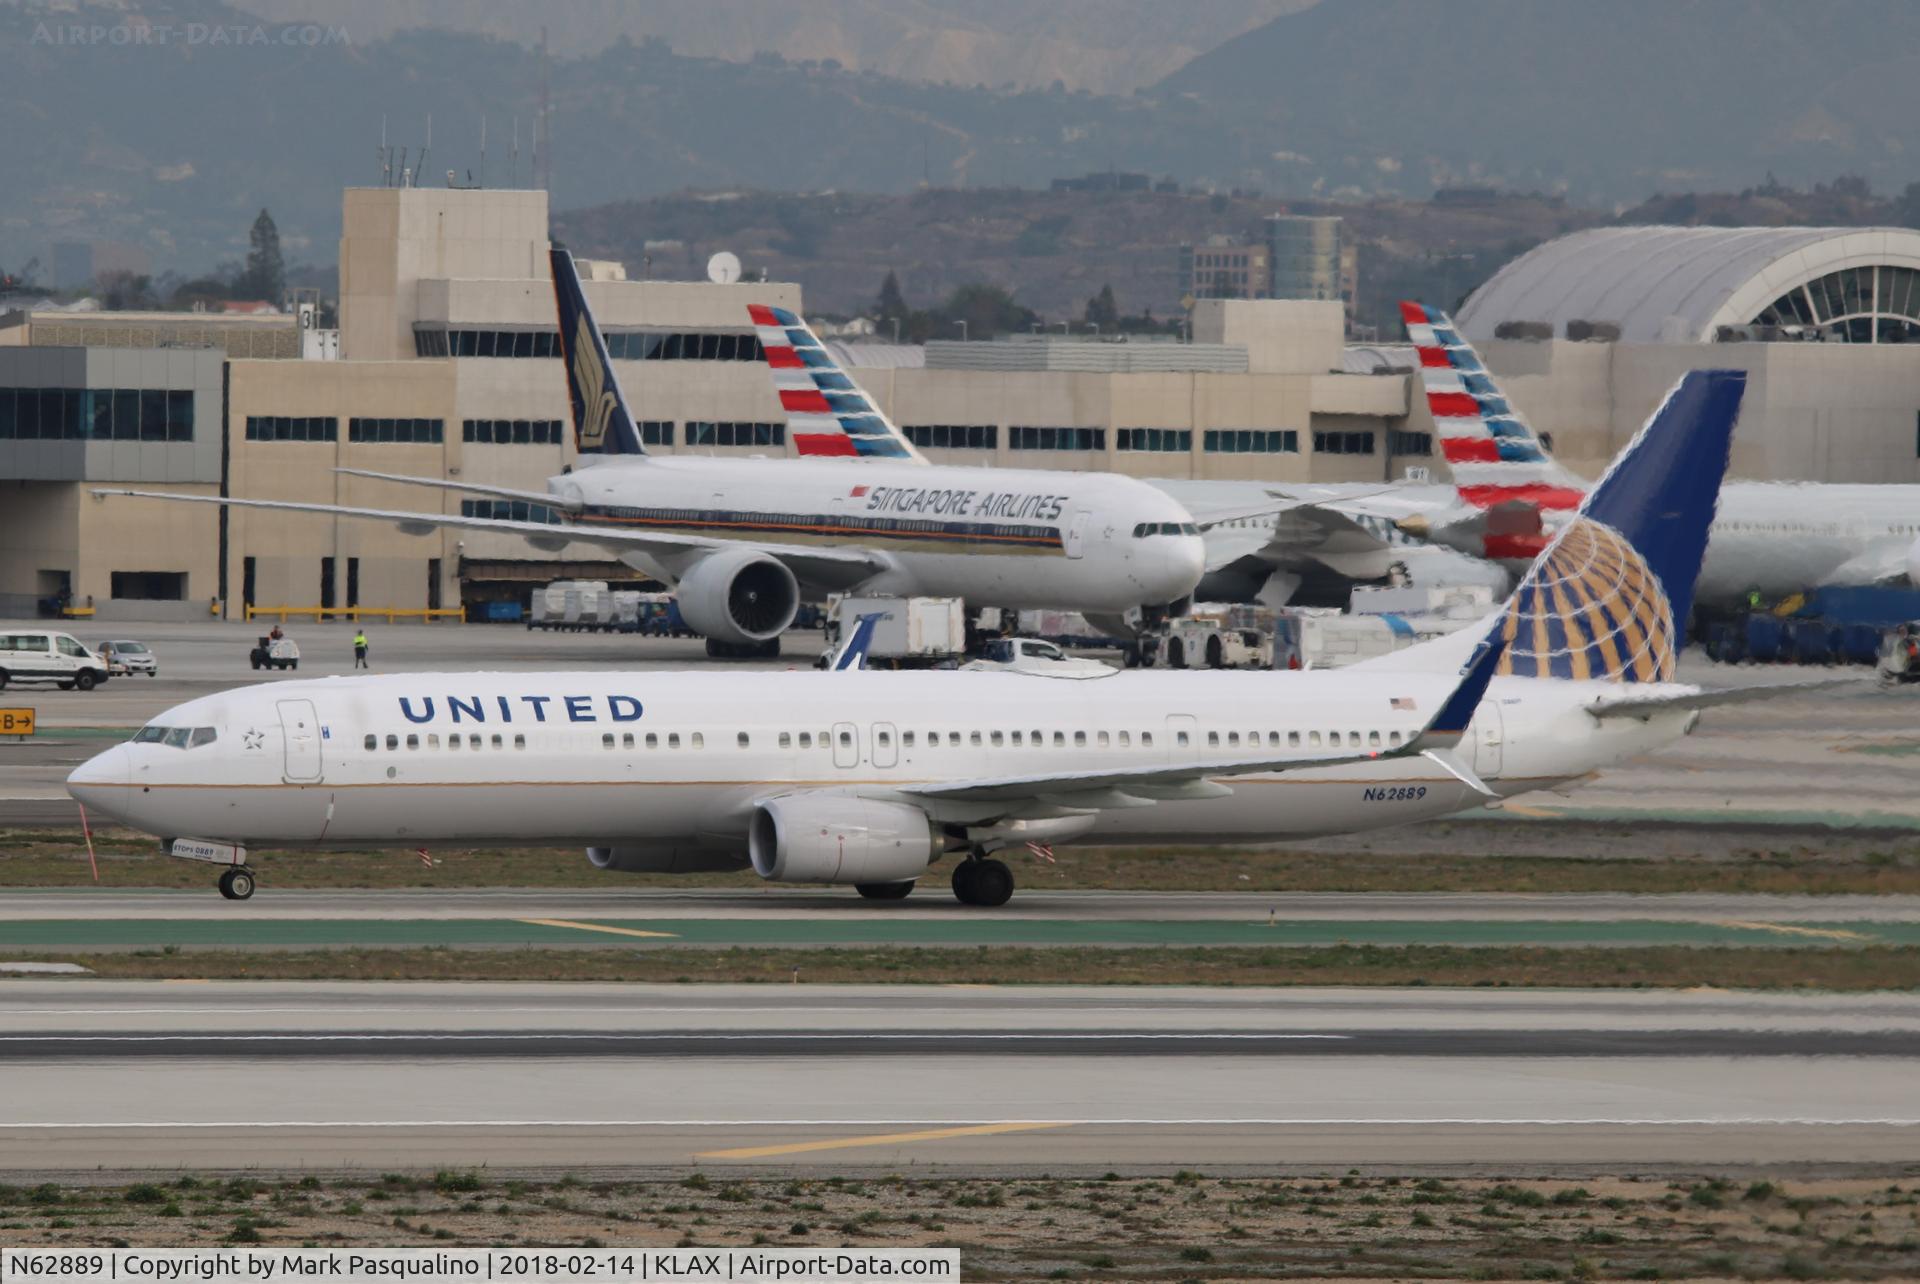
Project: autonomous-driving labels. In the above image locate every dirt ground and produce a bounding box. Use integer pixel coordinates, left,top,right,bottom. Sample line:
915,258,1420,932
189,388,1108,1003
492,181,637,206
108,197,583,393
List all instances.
7,1173,1920,1280
11,943,1920,989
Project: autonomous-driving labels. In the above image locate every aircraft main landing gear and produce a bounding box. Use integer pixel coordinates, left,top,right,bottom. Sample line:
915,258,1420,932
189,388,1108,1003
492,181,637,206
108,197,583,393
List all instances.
951,854,1013,907
217,866,256,900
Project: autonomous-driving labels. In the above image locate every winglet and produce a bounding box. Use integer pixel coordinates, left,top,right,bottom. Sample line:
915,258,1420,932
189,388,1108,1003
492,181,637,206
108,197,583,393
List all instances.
550,249,646,457
829,612,888,672
1412,634,1506,752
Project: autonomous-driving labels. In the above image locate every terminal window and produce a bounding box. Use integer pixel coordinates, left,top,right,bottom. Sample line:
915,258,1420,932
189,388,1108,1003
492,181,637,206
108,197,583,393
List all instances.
604,332,765,362
110,571,186,600
1010,426,1106,452
904,424,996,450
348,417,444,444
245,416,338,442
1313,430,1376,455
1204,429,1297,454
685,421,784,447
462,419,563,445
417,329,767,363
0,387,193,442
1118,429,1193,453
640,420,674,446
1388,430,1433,456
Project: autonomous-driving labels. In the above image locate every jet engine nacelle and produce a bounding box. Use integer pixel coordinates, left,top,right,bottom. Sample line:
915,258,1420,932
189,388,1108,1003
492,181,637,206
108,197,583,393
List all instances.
587,842,746,875
675,548,800,644
748,795,939,885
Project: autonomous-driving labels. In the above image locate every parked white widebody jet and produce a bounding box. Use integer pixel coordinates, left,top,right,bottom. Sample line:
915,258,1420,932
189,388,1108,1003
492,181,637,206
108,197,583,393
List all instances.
95,251,1205,654
1159,301,1920,607
75,368,1817,908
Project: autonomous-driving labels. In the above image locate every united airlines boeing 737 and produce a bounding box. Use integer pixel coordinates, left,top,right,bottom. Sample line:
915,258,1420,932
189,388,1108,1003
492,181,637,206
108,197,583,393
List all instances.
95,252,1206,655
72,369,1817,908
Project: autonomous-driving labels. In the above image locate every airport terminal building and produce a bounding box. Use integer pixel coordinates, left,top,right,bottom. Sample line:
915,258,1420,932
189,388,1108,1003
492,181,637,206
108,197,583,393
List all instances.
4,190,1920,620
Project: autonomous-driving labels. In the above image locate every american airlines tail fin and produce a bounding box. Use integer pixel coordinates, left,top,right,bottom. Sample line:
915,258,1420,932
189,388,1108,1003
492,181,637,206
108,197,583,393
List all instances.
748,305,926,464
1401,301,1585,515
551,248,646,457
1369,368,1747,682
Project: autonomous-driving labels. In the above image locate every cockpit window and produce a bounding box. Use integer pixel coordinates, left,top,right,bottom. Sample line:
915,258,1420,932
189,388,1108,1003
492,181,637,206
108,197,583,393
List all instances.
1132,521,1200,538
133,724,218,749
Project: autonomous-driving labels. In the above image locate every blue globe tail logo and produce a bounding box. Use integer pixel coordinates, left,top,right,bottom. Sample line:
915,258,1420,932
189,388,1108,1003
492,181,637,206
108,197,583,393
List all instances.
1494,518,1677,682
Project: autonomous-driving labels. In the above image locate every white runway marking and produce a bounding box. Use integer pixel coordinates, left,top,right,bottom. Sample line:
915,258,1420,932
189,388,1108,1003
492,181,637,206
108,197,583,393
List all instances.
0,1032,1351,1043
7,1116,1918,1129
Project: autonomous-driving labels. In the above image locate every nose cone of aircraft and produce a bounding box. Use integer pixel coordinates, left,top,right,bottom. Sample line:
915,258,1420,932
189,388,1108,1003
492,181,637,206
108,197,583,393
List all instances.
67,743,131,817
1163,533,1207,601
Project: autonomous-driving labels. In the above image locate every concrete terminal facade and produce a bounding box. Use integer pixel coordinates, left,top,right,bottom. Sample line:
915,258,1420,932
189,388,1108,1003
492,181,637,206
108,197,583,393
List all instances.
4,194,1919,621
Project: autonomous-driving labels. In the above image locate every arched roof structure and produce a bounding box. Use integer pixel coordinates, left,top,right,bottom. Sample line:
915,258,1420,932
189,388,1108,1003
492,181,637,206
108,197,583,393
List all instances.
1456,226,1920,344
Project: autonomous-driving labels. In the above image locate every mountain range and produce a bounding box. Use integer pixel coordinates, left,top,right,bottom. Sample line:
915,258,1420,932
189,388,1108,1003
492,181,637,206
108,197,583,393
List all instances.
2,0,1915,279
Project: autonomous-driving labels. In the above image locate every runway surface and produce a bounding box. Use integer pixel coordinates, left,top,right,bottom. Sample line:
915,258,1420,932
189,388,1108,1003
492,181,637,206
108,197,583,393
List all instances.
6,888,1919,949
3,982,1916,1174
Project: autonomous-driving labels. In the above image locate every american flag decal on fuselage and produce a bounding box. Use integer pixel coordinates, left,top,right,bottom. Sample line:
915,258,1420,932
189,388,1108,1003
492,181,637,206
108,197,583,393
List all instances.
749,305,922,462
1400,301,1585,515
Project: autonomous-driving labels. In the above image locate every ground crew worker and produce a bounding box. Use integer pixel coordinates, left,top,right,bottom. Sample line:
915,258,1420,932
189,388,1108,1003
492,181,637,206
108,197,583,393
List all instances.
353,629,370,669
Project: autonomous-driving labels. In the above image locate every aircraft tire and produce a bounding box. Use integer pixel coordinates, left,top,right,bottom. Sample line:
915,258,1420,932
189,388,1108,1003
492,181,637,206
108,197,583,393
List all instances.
219,867,256,900
951,861,978,904
855,880,915,900
969,859,1014,908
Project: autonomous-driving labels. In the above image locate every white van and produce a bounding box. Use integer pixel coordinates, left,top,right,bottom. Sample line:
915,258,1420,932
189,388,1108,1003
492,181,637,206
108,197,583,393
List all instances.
0,631,112,691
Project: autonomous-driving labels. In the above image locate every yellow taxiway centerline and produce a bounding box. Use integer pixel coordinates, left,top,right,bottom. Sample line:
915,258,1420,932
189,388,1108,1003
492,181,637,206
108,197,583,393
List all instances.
518,918,678,940
1715,919,1874,944
695,1121,1075,1160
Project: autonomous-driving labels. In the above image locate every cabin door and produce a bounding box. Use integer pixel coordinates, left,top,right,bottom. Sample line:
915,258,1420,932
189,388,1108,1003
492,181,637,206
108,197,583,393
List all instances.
1065,511,1089,559
832,720,860,769
1471,704,1504,778
277,699,324,783
1163,714,1199,766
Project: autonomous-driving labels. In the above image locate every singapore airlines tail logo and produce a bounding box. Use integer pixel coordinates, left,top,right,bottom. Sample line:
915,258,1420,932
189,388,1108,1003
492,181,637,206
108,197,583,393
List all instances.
1494,516,1677,683
572,313,618,451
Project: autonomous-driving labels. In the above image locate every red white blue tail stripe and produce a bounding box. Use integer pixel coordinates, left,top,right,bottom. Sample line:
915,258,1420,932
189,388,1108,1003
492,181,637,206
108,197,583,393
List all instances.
1400,301,1584,513
749,305,925,463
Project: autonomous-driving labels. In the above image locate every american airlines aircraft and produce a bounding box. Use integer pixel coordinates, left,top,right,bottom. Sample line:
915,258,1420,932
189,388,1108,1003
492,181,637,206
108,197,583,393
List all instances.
1163,302,1920,607
71,368,1796,908
95,251,1206,656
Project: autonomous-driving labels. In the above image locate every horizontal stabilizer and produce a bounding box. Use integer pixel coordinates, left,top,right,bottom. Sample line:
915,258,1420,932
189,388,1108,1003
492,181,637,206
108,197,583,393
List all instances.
1587,677,1871,719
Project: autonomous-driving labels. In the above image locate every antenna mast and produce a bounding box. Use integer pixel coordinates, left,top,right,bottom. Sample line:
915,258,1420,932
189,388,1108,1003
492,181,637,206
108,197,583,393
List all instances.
537,25,552,192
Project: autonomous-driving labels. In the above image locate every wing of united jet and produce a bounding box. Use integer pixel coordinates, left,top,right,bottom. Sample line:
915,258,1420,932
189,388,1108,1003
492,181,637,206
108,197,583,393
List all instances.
88,487,887,586
871,636,1506,822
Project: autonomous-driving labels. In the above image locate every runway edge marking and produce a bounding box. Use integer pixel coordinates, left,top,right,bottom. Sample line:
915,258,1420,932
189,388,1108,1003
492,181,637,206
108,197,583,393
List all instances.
518,918,679,940
693,1121,1077,1159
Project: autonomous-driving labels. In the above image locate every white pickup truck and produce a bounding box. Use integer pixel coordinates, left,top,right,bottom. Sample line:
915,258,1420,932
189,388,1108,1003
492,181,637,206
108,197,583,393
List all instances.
963,637,1113,678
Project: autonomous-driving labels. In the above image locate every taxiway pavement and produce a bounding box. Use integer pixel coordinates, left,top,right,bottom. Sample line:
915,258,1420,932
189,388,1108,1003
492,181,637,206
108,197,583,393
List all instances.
5,888,1919,950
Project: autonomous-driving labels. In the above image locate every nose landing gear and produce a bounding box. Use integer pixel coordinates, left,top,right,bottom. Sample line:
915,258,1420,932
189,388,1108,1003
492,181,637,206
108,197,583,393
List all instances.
216,867,256,900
